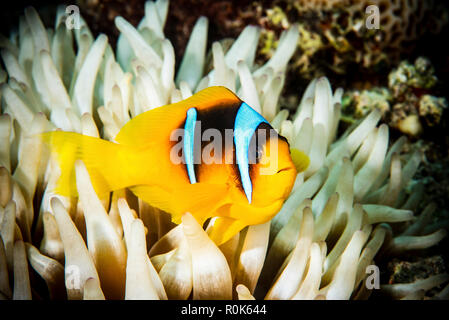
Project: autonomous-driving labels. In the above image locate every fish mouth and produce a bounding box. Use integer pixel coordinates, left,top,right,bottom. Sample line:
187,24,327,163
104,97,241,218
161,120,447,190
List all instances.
276,166,296,175
276,167,293,174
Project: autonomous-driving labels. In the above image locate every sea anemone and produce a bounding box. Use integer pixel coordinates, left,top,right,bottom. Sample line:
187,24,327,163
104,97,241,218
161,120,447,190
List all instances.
0,1,447,300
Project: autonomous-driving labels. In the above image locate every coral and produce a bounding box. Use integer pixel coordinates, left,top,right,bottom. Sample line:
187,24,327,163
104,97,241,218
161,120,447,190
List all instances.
0,1,448,300
418,95,448,127
255,0,448,82
342,57,448,138
292,0,449,52
75,0,449,83
412,155,449,236
388,57,438,97
341,87,391,120
388,256,446,285
76,0,262,62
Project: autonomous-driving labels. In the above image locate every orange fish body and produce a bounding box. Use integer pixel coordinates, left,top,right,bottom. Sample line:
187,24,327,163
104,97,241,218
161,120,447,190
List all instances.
43,87,309,245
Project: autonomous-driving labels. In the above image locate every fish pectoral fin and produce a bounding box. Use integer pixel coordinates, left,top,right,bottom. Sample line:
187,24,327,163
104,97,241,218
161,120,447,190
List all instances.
129,185,175,217
173,183,230,225
131,183,230,225
290,148,310,173
207,217,248,246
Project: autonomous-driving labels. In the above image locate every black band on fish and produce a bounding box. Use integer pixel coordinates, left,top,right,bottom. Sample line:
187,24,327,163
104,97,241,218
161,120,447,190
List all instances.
184,107,198,184
234,102,269,203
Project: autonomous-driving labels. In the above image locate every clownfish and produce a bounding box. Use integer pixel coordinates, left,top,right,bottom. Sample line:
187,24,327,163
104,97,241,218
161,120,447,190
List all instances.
43,86,309,245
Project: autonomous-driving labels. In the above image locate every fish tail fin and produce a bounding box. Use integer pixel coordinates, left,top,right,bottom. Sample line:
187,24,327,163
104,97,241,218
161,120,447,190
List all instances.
42,131,130,197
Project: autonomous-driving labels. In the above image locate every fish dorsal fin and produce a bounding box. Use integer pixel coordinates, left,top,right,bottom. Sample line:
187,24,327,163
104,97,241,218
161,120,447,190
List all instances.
187,86,242,110
234,102,269,204
115,86,241,147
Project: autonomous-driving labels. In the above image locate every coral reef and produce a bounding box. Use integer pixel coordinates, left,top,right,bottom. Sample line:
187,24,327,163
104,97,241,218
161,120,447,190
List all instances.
73,0,449,115
341,56,449,279
0,1,448,300
76,0,260,61
342,57,448,138
256,0,449,82
75,1,449,82
388,256,446,285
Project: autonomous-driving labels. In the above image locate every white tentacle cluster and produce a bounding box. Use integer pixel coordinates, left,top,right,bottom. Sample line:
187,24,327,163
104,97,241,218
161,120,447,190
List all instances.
0,0,447,300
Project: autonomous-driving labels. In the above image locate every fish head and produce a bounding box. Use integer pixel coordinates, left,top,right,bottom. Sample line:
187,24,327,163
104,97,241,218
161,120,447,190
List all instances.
248,124,298,209
219,129,300,232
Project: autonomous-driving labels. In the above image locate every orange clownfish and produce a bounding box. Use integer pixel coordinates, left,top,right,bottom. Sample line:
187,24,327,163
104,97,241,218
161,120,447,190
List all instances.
43,86,309,245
